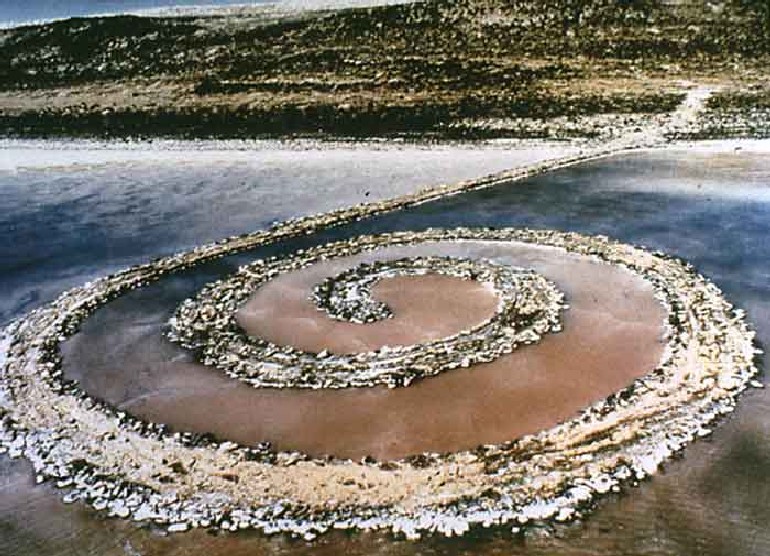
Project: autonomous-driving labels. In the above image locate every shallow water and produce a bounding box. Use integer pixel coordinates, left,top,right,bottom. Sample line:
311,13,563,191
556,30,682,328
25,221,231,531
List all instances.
2,143,770,554
63,241,663,460
0,142,574,324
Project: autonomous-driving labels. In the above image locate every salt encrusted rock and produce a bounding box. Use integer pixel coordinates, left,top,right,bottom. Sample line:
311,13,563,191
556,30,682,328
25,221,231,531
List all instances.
313,256,531,324
168,255,565,389
0,222,760,539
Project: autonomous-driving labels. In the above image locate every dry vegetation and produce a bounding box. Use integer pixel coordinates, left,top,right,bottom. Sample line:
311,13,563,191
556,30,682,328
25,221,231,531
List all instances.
1,0,769,139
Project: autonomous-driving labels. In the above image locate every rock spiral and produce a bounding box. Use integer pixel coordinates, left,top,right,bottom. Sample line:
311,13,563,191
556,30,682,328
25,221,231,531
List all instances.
168,253,565,389
0,227,760,540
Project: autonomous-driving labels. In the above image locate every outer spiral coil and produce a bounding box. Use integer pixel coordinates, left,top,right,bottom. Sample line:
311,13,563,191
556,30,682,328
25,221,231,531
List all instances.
0,227,759,539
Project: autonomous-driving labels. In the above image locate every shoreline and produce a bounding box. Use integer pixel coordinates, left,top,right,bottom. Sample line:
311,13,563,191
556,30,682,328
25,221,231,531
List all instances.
0,94,764,534
0,136,584,173
2,0,770,547
0,86,767,540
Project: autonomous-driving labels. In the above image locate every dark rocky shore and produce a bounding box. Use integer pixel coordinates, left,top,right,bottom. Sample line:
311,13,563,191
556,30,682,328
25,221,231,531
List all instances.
1,0,769,140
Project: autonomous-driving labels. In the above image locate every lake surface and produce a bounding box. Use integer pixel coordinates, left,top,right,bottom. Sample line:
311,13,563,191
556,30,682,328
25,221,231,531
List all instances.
2,141,770,555
1,140,573,324
0,0,413,28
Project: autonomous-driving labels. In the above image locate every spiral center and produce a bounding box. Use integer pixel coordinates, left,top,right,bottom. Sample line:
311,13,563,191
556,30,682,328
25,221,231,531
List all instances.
238,272,499,355
167,252,565,388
